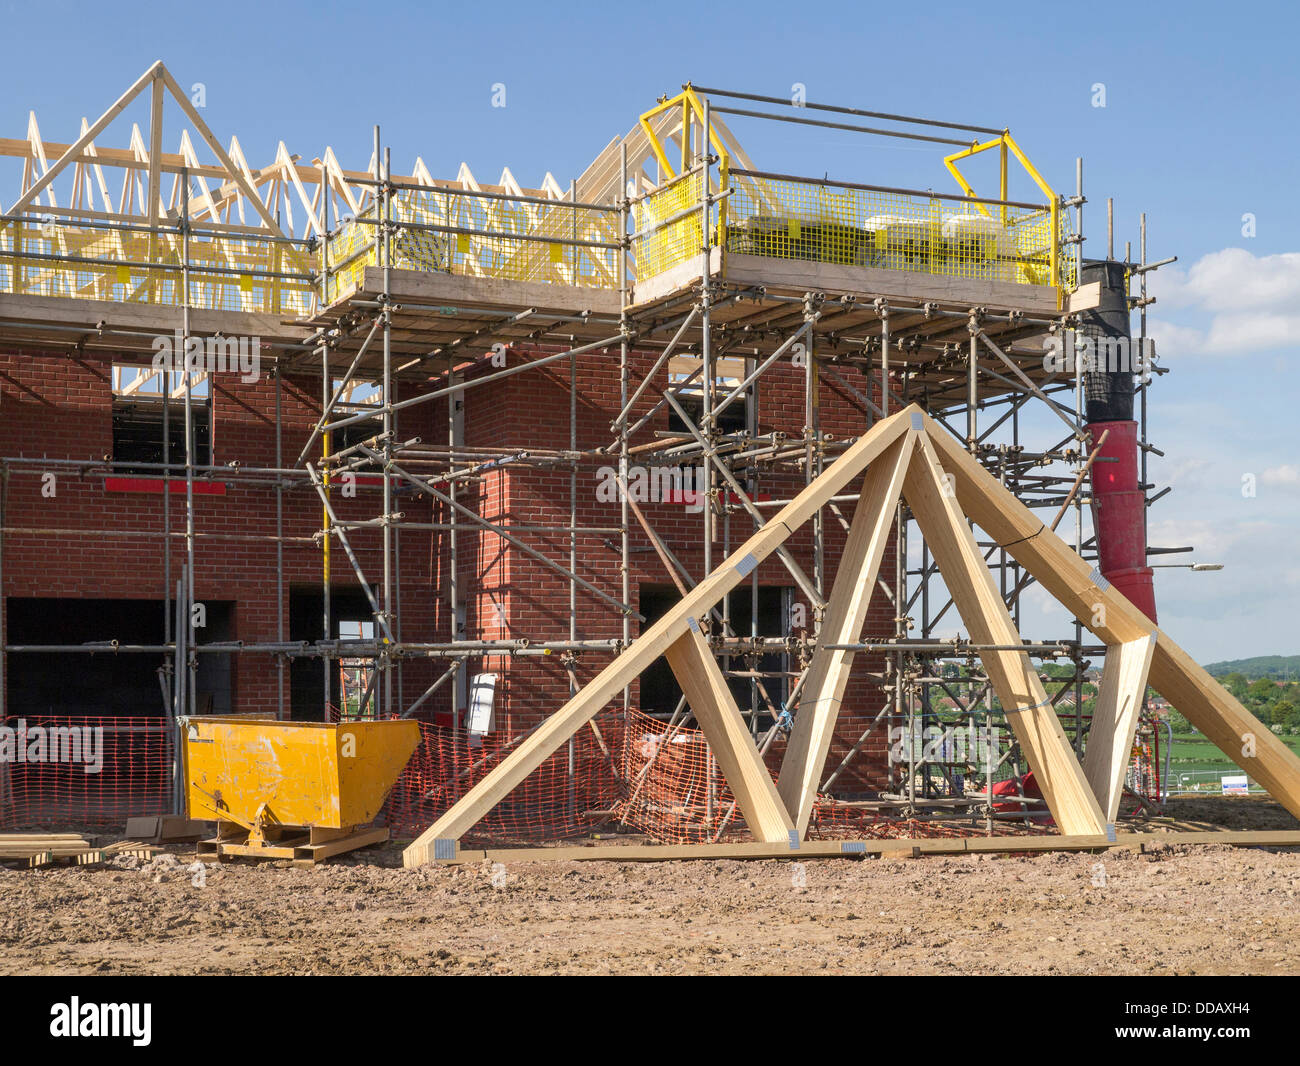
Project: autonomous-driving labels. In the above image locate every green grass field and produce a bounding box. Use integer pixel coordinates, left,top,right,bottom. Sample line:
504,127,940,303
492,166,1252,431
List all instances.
1166,733,1300,790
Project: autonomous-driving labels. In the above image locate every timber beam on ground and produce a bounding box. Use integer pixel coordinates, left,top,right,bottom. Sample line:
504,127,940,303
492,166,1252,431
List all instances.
419,830,1300,865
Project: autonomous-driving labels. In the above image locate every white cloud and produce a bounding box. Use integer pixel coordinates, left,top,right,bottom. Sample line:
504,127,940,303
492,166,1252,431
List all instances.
1147,319,1207,356
1153,248,1300,312
1163,456,1212,493
1203,312,1300,354
1261,465,1300,487
1146,248,1300,358
1145,516,1265,560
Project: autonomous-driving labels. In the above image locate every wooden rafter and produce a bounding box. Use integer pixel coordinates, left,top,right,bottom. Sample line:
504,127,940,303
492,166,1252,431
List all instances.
903,430,1106,836
777,430,914,833
1,60,748,304
917,409,1300,821
664,620,795,844
9,63,163,216
402,408,916,865
4,61,285,237
403,403,1300,865
1082,636,1157,822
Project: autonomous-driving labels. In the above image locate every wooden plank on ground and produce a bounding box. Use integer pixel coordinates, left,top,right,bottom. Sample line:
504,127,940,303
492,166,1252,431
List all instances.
427,829,1300,864
290,826,389,867
104,841,160,858
0,834,90,844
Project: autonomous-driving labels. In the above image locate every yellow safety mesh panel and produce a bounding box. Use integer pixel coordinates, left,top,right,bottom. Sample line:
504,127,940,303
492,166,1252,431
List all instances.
0,218,315,315
390,195,451,273
632,171,704,282
320,189,620,300
323,214,376,304
724,173,1067,289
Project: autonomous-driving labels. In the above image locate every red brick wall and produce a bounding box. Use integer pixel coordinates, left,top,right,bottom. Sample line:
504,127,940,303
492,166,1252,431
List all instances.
0,340,894,793
0,345,440,718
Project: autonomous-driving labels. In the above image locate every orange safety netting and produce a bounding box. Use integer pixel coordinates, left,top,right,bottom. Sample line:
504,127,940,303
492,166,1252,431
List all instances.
385,713,626,845
381,708,1032,846
0,715,173,828
0,709,1161,844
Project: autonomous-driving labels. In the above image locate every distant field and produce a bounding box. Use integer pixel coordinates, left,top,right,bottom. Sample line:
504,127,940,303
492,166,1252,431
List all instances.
1166,733,1300,790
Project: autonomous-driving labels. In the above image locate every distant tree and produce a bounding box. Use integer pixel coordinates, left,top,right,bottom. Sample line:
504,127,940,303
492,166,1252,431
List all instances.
1272,700,1296,728
1248,678,1276,703
1224,672,1249,696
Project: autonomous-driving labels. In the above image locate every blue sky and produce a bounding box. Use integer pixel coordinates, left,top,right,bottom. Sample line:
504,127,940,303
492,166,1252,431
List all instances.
2,0,1295,660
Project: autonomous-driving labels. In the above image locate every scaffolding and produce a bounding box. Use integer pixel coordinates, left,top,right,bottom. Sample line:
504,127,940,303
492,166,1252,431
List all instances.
0,66,1178,836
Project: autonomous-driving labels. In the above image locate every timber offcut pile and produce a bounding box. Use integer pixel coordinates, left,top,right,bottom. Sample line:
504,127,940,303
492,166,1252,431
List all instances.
0,833,158,870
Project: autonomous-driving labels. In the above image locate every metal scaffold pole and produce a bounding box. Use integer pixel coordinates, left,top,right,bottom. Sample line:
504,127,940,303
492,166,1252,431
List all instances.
380,129,394,718
275,362,285,719
321,171,334,722
181,167,197,721
701,101,714,584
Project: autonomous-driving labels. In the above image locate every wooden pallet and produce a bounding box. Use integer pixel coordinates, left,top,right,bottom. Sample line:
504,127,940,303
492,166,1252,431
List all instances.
197,824,389,868
0,833,92,866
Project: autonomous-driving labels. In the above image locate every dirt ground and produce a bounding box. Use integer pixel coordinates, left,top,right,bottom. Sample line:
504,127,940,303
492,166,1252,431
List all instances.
2,798,1298,976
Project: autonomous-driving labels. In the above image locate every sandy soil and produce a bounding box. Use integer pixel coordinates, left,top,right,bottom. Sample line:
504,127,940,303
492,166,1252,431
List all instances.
2,798,1298,976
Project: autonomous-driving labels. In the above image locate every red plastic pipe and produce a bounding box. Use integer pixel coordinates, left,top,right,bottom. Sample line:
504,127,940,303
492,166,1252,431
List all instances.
1087,419,1157,623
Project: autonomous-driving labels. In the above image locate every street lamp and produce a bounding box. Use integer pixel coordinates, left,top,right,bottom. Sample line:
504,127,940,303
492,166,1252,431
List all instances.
1151,562,1224,571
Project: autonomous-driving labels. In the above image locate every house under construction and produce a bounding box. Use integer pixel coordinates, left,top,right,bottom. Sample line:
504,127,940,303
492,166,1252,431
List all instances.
0,63,1206,845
